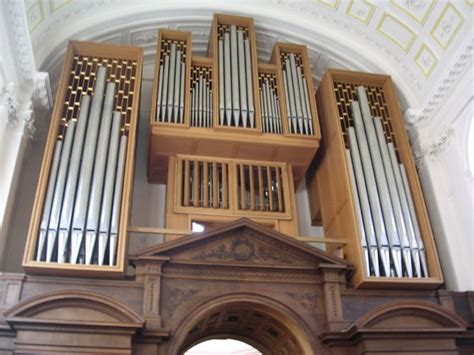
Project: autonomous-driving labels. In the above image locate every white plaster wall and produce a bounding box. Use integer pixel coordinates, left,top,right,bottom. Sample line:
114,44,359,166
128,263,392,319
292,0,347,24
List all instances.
414,71,474,291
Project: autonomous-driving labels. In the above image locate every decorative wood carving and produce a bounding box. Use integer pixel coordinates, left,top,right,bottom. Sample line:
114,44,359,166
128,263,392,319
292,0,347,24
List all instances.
191,237,293,264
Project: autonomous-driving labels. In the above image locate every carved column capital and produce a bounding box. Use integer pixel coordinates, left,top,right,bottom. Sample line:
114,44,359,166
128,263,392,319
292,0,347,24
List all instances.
33,72,53,110
412,127,455,168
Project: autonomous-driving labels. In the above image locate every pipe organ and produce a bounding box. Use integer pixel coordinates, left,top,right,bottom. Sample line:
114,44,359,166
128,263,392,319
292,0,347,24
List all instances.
23,41,143,276
21,14,441,289
306,69,443,288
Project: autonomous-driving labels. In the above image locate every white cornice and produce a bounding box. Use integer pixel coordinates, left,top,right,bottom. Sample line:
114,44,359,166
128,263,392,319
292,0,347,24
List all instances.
5,0,36,82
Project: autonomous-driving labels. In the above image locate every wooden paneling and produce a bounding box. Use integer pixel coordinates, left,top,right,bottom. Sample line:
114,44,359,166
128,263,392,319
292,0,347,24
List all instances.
166,156,298,239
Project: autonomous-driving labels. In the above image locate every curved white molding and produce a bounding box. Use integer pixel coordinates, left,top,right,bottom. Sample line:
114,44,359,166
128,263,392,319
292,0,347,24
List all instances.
411,38,474,126
5,0,36,82
32,1,423,109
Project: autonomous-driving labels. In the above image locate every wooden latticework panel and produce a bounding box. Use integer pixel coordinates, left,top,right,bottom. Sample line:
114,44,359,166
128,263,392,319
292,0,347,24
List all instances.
333,81,399,157
279,52,305,73
258,72,279,96
217,24,250,40
60,55,137,136
160,38,188,66
191,65,213,90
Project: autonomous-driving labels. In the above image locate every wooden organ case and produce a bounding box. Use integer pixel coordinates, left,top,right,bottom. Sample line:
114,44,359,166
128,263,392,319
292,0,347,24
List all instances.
23,41,143,277
306,69,443,289
149,14,320,239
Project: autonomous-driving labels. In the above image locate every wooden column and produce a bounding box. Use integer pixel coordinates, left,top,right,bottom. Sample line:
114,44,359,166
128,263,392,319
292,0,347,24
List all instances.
134,256,170,329
320,266,349,332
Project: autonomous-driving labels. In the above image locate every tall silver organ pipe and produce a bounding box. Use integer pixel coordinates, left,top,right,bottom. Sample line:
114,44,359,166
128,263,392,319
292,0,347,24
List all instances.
281,53,312,135
345,85,429,278
174,49,182,124
345,149,372,277
224,32,232,125
98,112,122,266
218,39,225,125
46,120,76,262
57,95,91,263
244,38,255,128
237,30,248,128
230,25,240,127
347,129,381,277
110,134,128,266
85,82,116,265
37,140,62,261
71,66,107,264
218,25,255,128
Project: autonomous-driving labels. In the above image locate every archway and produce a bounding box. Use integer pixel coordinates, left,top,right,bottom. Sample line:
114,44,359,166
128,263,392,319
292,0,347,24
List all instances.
169,294,317,355
185,339,261,355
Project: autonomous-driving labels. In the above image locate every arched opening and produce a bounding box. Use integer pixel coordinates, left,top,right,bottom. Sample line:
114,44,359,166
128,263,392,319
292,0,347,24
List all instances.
185,339,261,355
170,295,316,355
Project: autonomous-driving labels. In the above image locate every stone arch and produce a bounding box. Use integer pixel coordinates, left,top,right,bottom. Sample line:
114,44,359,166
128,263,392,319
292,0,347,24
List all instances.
167,292,320,355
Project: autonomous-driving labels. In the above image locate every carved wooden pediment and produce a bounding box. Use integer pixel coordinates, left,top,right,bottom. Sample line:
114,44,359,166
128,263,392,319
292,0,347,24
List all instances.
131,218,349,270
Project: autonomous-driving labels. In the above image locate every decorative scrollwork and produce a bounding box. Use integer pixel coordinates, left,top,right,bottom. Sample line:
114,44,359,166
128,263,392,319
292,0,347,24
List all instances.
191,238,293,264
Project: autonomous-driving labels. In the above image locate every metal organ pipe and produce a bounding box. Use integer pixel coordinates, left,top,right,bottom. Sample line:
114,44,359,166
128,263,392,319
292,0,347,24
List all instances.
57,95,91,263
37,139,62,261
345,149,373,277
46,119,76,262
85,82,116,265
237,29,248,128
98,111,122,266
110,134,128,266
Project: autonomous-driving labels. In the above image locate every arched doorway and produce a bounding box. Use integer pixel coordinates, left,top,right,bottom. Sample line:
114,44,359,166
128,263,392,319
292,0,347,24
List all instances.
170,297,315,355
185,339,261,354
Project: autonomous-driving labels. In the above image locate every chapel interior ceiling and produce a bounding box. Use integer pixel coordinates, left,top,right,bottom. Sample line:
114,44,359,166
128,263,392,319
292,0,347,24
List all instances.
24,0,473,112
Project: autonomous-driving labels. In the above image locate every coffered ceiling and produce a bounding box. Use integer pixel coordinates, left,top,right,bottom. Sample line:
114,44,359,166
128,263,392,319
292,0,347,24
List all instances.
24,0,472,113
